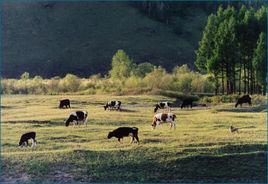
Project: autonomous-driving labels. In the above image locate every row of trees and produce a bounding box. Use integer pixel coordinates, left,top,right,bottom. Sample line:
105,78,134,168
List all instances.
195,5,266,95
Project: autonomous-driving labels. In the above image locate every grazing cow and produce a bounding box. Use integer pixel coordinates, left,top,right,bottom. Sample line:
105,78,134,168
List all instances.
154,102,171,113
235,95,252,108
104,100,121,111
65,111,88,127
152,113,176,129
230,126,239,133
181,99,193,109
59,99,70,109
18,132,37,147
108,127,139,143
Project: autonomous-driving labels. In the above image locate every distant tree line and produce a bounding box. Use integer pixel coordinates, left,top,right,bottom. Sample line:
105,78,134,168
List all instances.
1,50,213,95
131,1,265,25
195,5,266,95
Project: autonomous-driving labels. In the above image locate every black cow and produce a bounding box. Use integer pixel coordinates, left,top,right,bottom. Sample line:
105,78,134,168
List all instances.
154,102,171,113
108,127,139,143
65,111,88,126
104,101,121,111
181,99,193,109
19,132,37,147
235,95,252,108
59,99,70,109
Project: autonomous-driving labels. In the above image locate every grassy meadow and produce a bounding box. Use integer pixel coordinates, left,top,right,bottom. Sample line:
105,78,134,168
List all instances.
1,95,267,183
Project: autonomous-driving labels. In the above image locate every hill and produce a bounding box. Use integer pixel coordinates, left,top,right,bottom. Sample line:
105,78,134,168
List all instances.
2,1,218,78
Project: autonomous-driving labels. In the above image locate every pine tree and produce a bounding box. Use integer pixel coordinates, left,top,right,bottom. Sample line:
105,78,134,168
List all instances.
253,32,266,95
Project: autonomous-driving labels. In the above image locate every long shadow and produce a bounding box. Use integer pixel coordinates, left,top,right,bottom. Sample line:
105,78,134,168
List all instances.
102,108,137,113
1,143,266,183
216,105,266,113
72,144,267,183
3,120,64,126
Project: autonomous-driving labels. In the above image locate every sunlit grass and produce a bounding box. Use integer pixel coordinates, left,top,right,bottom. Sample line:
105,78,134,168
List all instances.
1,95,266,183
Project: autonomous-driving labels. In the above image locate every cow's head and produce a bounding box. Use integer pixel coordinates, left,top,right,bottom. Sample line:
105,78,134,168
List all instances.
59,102,63,108
104,104,108,110
107,131,114,139
152,117,160,129
84,111,88,119
18,140,23,147
154,104,159,113
172,114,176,121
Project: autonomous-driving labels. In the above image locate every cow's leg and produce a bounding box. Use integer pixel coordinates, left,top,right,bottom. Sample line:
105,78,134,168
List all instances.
31,138,35,148
173,122,176,129
130,135,134,144
83,119,87,126
118,138,122,143
33,139,37,147
170,122,173,129
26,140,29,147
134,134,139,144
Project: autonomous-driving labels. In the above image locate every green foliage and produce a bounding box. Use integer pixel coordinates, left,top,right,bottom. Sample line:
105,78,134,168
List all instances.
1,64,214,96
253,32,266,94
109,50,135,80
132,62,155,77
59,74,80,92
20,72,30,80
195,5,266,95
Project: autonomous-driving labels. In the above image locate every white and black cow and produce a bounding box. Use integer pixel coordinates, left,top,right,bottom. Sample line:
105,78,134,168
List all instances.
154,102,171,113
152,112,176,129
65,111,88,127
18,132,37,148
104,100,122,111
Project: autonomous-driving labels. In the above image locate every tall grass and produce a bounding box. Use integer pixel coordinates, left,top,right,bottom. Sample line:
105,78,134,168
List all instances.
1,65,214,95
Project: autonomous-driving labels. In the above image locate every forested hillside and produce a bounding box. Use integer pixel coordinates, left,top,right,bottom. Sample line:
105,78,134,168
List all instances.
2,1,265,78
2,1,205,78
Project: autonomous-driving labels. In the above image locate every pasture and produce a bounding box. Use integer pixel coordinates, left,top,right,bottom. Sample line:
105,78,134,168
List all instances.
1,95,267,183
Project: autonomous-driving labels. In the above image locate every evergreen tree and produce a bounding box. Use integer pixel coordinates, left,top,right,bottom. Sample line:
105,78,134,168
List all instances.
253,32,266,95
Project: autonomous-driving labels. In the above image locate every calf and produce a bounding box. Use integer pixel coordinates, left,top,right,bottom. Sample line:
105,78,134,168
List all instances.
154,102,171,113
18,132,37,147
59,99,70,109
235,95,252,108
65,111,88,126
181,99,193,109
152,113,176,129
104,100,121,111
108,127,139,143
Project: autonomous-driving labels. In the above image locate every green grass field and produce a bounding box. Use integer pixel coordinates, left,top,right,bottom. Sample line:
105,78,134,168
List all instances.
1,95,267,183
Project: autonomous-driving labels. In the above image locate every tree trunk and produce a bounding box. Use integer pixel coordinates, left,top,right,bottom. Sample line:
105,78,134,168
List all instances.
238,61,242,94
221,67,224,95
243,61,247,94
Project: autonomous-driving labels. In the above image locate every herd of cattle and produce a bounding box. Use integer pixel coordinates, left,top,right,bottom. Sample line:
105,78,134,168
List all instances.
18,95,252,147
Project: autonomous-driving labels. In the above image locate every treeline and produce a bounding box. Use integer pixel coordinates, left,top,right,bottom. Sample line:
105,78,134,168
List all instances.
1,50,213,95
195,5,266,95
132,1,265,24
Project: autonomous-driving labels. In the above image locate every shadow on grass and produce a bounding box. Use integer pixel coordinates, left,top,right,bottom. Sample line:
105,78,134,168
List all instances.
103,108,137,113
1,143,266,183
215,105,266,113
3,120,64,126
76,144,267,183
